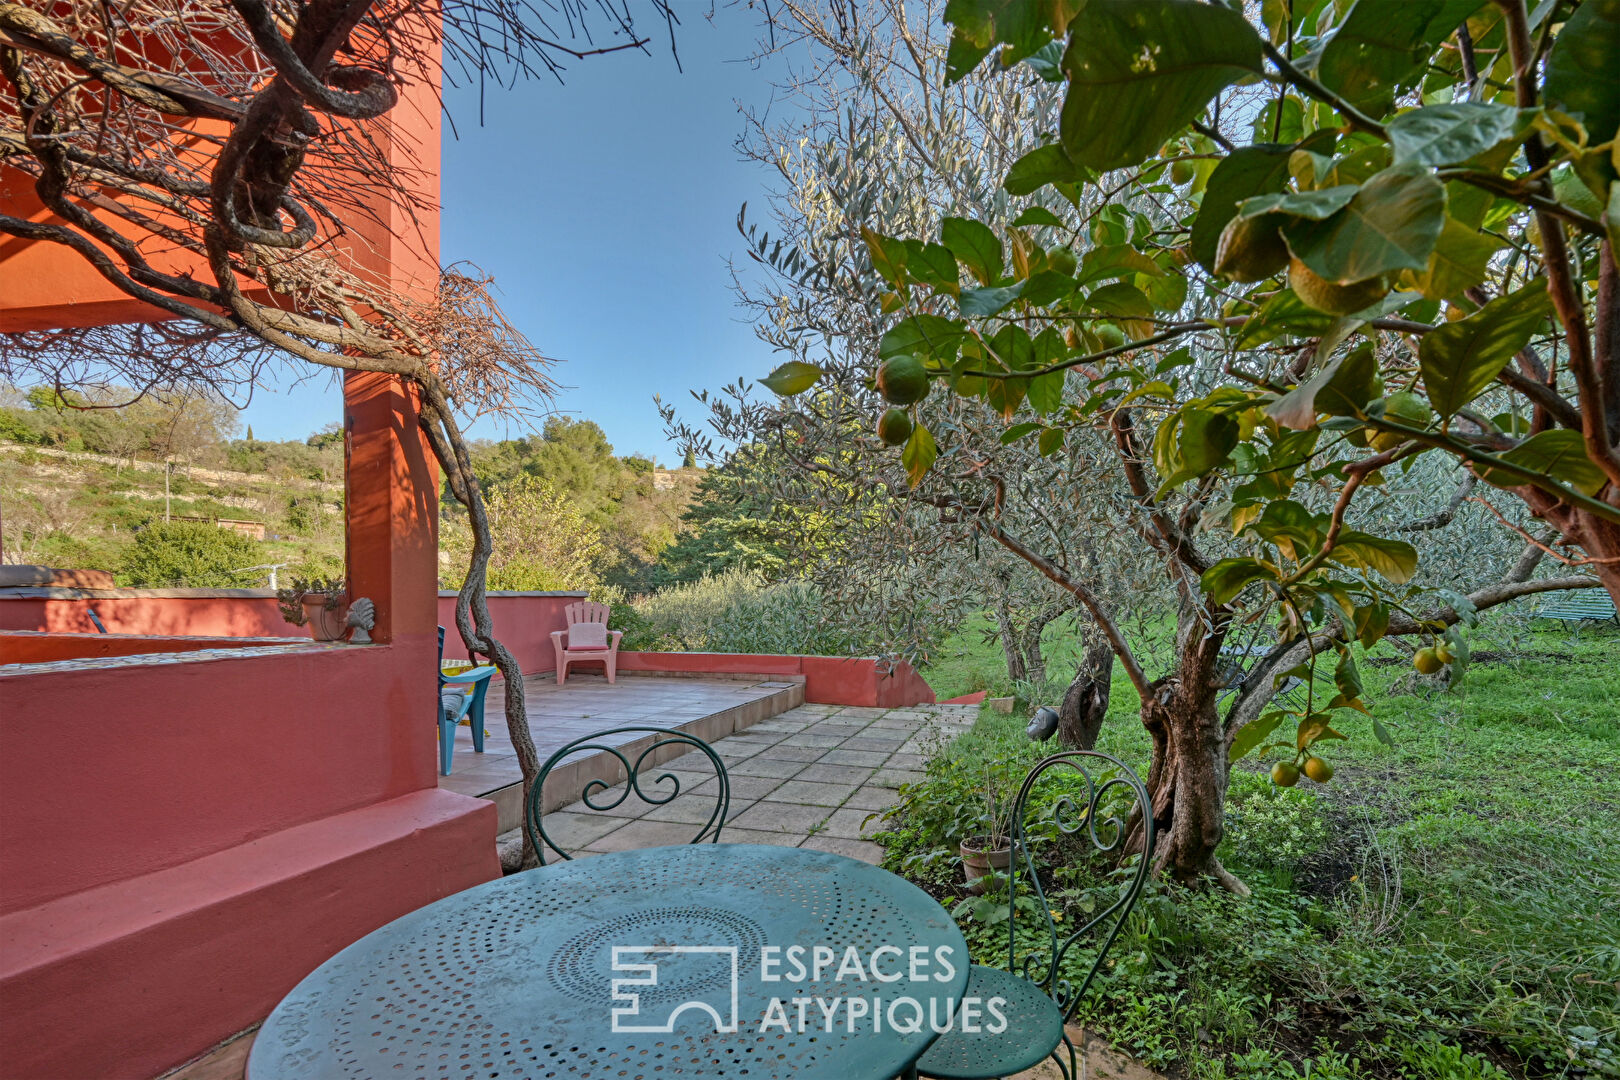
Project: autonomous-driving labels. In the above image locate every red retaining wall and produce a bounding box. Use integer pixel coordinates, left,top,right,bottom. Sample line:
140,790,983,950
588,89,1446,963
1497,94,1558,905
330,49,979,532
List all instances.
0,589,592,667
0,639,498,1079
435,595,931,706
616,651,935,708
0,587,298,637
0,789,489,1080
435,590,584,671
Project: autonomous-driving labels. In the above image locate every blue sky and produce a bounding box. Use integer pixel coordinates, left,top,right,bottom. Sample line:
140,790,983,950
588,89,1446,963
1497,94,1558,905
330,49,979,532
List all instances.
237,6,780,465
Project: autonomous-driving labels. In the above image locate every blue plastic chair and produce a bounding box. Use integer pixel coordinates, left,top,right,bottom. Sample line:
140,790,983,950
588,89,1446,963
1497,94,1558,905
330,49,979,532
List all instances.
436,626,498,776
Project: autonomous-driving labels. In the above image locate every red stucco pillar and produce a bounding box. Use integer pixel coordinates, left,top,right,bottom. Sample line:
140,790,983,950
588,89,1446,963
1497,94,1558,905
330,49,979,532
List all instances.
343,372,440,647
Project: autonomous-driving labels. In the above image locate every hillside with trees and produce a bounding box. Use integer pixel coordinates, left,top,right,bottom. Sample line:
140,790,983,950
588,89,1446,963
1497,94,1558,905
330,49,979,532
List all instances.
442,417,705,593
0,385,710,593
1,384,345,583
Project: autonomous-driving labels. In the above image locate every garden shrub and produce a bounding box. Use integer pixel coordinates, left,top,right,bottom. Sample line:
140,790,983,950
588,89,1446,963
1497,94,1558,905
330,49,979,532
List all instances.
877,693,1620,1078
617,569,874,657
119,519,261,588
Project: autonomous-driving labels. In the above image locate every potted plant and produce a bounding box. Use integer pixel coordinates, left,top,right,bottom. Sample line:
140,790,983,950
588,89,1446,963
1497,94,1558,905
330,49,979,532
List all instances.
278,576,349,641
959,765,1016,895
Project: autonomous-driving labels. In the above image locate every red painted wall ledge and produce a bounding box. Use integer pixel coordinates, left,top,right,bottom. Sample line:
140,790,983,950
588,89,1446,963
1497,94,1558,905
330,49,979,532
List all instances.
613,651,935,708
0,587,296,637
0,591,938,707
0,629,306,665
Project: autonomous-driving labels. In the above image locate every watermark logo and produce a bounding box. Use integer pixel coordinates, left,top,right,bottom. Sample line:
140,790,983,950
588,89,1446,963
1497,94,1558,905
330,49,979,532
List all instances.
607,944,1005,1036
610,946,740,1033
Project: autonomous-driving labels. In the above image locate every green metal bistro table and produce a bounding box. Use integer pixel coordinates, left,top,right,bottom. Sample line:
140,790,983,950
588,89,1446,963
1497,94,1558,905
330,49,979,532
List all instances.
248,844,970,1080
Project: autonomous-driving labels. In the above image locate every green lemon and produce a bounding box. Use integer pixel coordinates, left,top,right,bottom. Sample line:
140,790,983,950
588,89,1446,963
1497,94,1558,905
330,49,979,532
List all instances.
1214,215,1290,283
1095,323,1127,350
1047,246,1078,276
1272,761,1301,787
876,355,930,406
1171,159,1196,186
1413,647,1444,675
1370,392,1433,451
876,408,913,447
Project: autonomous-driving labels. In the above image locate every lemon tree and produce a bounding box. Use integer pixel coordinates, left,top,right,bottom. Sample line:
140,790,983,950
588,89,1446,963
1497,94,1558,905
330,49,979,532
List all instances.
740,0,1617,888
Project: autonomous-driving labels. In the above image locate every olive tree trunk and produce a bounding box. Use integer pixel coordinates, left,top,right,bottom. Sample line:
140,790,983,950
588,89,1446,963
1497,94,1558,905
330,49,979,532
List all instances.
993,594,1026,682
1126,610,1246,892
1056,640,1113,750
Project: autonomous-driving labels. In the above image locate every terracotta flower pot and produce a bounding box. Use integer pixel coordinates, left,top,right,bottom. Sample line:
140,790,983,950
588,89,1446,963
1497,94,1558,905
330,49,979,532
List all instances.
302,594,348,641
959,834,1012,895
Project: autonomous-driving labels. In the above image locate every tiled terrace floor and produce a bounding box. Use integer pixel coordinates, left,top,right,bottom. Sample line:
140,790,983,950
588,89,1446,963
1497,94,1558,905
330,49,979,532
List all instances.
521,701,977,864
437,672,800,799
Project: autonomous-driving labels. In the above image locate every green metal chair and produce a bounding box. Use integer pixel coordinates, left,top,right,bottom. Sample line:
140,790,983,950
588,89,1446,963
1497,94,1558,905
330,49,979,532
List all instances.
436,625,497,776
913,750,1155,1080
524,726,731,864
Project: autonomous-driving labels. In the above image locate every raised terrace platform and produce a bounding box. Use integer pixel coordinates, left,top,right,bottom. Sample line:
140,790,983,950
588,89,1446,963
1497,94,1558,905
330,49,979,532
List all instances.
438,671,805,831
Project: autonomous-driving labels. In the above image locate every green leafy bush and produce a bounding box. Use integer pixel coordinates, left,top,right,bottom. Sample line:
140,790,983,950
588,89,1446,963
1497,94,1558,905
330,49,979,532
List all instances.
870,723,1037,881
439,475,602,592
120,520,261,588
617,569,873,656
916,628,1620,1077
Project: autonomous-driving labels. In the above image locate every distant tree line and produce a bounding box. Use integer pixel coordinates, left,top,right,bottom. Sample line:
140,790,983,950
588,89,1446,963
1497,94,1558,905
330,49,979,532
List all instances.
0,382,346,584
1,386,809,606
0,382,342,482
446,416,710,593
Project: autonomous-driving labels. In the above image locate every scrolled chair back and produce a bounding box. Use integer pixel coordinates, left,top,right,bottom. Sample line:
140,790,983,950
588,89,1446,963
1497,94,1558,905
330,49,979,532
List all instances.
1005,749,1155,1025
524,725,730,864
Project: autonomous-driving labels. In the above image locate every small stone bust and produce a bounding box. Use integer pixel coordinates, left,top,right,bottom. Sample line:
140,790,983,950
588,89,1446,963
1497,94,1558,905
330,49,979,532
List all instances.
345,597,376,644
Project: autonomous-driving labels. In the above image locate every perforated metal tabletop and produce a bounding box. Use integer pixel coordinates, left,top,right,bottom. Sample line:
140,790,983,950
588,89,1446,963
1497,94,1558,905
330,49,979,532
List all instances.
248,844,970,1080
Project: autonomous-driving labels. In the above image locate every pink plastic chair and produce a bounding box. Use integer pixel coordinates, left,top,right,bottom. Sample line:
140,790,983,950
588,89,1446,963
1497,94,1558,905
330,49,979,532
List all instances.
550,600,622,685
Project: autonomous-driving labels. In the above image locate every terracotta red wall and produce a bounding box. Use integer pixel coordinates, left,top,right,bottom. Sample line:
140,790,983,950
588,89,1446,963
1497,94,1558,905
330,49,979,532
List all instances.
0,590,300,637
0,787,493,1080
0,641,498,1079
0,642,448,913
435,591,584,672
0,593,940,706
0,629,300,665
616,651,935,708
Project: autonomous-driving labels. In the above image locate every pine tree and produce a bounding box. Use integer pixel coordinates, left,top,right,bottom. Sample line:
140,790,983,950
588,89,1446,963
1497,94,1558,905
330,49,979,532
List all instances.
682,449,697,469
245,424,255,443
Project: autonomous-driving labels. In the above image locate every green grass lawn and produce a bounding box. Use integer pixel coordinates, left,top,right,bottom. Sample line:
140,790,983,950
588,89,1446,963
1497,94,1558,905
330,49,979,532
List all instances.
911,615,1620,1079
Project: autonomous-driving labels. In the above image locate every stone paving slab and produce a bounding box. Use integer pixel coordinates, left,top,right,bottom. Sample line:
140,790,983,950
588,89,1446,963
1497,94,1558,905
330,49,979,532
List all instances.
437,672,801,802
441,672,806,834
498,702,977,867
